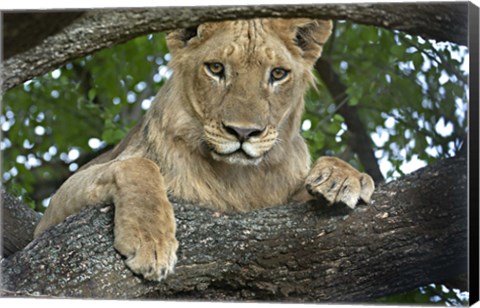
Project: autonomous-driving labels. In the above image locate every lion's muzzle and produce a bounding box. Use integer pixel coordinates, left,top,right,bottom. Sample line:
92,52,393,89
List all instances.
204,122,278,165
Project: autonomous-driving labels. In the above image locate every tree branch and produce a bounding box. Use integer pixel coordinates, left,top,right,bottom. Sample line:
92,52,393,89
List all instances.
1,187,41,257
1,155,467,301
315,58,385,183
1,2,468,92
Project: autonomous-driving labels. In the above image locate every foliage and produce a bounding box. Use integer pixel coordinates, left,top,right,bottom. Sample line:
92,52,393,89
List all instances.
302,21,468,179
0,20,469,305
2,33,169,209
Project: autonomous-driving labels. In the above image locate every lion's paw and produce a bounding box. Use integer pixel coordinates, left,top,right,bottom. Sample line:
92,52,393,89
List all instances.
114,225,178,281
305,156,375,209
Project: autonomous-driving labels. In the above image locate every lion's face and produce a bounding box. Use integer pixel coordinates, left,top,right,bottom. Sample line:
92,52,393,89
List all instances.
166,19,332,165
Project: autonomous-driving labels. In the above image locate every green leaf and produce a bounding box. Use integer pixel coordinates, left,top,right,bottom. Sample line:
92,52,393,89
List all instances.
333,114,345,123
390,44,405,58
88,88,97,101
412,52,423,70
348,96,359,106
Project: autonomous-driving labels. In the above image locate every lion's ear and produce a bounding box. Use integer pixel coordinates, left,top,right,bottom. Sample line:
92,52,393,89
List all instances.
166,23,223,55
287,19,333,65
166,26,199,55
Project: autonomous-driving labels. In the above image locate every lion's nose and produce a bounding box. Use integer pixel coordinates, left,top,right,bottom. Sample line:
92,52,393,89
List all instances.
222,123,265,142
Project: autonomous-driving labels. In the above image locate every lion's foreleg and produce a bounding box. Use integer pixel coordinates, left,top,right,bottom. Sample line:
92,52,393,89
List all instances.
34,157,178,281
34,161,117,237
110,158,178,281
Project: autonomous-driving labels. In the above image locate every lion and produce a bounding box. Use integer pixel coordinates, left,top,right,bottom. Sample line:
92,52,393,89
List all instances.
34,18,375,281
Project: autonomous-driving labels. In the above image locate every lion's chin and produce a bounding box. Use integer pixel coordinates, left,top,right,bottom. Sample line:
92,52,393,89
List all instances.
210,150,263,166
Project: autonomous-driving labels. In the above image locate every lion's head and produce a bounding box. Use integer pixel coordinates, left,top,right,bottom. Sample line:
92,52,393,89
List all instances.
165,19,332,166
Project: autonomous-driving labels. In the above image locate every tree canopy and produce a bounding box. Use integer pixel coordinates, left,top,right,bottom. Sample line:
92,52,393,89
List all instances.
0,4,474,305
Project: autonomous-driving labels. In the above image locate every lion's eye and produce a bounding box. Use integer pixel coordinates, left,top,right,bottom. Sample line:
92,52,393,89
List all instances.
205,62,225,78
270,68,289,82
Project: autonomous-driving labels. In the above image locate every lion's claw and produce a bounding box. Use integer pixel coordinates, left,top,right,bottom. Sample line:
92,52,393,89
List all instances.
305,156,375,208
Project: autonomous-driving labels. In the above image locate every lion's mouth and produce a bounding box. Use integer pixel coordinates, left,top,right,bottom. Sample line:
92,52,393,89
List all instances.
210,148,263,166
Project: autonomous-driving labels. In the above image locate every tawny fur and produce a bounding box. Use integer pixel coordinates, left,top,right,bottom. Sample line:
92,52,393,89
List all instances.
34,18,374,281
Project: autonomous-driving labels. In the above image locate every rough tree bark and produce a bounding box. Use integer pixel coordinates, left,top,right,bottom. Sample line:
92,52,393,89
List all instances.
1,187,41,257
1,155,468,301
0,2,469,92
